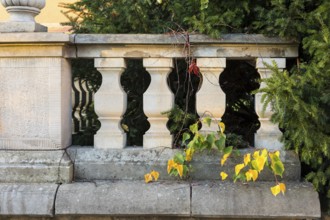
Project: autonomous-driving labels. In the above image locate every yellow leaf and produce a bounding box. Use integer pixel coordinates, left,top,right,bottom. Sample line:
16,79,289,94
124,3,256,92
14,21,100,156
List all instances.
121,123,129,132
253,150,260,159
257,156,266,172
244,153,251,166
271,184,281,196
279,183,286,195
150,170,159,181
275,151,280,157
176,164,184,177
167,159,175,174
185,147,194,162
220,172,228,180
218,122,225,133
269,151,280,161
144,173,153,183
245,170,252,181
221,153,230,166
235,163,245,175
245,169,258,182
245,171,252,182
251,170,258,181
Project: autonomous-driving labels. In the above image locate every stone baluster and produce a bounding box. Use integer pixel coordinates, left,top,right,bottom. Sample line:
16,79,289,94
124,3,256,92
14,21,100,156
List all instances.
255,58,286,150
94,58,127,149
0,0,47,32
196,58,226,132
72,78,95,134
143,58,174,148
72,78,82,134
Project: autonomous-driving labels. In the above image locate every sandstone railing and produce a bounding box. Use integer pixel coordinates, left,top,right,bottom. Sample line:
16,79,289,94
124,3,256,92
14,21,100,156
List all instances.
0,33,297,151
0,4,322,219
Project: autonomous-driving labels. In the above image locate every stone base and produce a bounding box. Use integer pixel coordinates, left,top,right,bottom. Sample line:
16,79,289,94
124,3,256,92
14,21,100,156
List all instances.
192,181,320,219
68,146,301,181
0,183,58,216
94,133,126,149
0,21,47,32
255,132,284,150
0,181,321,219
0,150,73,183
143,134,172,149
56,181,190,216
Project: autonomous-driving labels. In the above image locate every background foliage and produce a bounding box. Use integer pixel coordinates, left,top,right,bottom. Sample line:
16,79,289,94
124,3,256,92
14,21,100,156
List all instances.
61,0,330,212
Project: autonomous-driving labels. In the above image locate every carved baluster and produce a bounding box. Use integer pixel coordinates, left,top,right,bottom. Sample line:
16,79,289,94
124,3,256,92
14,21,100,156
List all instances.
143,58,174,148
94,58,127,149
255,58,286,150
85,80,95,130
72,77,81,134
196,58,226,132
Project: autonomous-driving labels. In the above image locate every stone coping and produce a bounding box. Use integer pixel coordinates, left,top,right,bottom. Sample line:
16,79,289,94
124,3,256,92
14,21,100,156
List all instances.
0,181,321,219
0,33,298,58
73,34,298,45
0,33,72,43
0,33,298,45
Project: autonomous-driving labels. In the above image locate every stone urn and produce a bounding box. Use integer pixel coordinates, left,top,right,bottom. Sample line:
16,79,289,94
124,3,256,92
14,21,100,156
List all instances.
1,0,46,22
0,0,47,32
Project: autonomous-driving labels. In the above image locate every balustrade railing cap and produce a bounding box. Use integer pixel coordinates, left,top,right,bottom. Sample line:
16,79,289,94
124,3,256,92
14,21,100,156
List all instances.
0,32,73,43
0,33,299,58
0,33,298,46
73,33,298,45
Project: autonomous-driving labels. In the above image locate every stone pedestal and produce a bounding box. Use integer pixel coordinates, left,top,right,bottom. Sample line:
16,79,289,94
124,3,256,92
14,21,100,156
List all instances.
0,57,72,150
94,58,127,149
0,0,47,32
196,58,226,132
255,58,286,150
143,58,174,148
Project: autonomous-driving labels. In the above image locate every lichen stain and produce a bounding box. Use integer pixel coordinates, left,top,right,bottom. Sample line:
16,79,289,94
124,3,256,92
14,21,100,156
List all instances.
269,48,285,57
125,50,150,58
216,48,226,54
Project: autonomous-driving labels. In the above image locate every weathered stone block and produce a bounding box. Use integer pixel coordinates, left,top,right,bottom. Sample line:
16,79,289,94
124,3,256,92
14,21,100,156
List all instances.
0,21,47,33
68,146,300,182
0,57,71,150
0,150,73,183
191,181,320,219
0,183,58,216
55,181,190,216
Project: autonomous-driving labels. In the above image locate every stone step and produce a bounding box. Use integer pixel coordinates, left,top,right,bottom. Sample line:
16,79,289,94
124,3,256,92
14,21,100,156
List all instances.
0,150,73,183
0,180,320,219
68,146,301,182
0,146,300,183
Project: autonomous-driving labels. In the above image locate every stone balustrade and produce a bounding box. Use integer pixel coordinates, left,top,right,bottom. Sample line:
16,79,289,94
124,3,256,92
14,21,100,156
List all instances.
0,33,299,151
0,6,322,219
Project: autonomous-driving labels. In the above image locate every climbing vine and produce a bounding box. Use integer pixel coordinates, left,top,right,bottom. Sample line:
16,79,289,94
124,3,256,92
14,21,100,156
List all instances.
145,117,286,196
